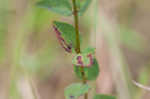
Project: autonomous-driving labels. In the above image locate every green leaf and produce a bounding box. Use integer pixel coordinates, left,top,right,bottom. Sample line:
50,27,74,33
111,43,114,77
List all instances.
53,21,77,53
36,0,92,16
36,0,72,16
82,47,95,54
94,94,116,99
74,58,99,80
64,83,90,99
77,0,92,15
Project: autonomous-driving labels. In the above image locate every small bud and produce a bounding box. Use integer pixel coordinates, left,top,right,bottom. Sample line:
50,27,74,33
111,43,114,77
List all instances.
72,53,94,67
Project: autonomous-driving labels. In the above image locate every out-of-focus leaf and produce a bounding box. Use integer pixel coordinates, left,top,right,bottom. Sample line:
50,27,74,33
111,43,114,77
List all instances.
20,50,53,74
20,54,41,73
53,21,77,53
138,66,150,85
94,94,116,99
64,83,90,99
32,7,56,30
74,58,99,80
36,0,72,16
120,26,144,51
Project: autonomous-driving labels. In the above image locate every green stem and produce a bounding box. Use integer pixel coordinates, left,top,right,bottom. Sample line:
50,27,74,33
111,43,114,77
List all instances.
72,0,80,53
72,0,88,99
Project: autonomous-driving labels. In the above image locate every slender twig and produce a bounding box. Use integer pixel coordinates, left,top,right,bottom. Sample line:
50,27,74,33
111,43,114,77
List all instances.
24,70,40,99
72,0,88,99
132,80,150,91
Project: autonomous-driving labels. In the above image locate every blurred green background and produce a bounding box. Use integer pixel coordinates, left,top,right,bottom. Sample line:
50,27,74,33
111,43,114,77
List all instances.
0,0,150,99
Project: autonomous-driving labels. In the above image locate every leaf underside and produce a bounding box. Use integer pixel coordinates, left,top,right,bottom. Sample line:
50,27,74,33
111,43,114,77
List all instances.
36,0,91,16
37,0,72,16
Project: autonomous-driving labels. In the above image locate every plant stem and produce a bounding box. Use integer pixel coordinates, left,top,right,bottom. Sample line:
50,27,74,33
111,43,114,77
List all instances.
72,0,80,54
72,0,88,99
